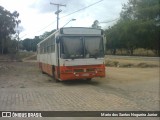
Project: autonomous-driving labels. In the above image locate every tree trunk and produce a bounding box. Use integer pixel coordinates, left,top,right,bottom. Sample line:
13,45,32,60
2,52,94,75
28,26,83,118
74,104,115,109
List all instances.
112,49,116,55
1,38,4,54
127,48,133,56
130,49,133,56
157,50,160,57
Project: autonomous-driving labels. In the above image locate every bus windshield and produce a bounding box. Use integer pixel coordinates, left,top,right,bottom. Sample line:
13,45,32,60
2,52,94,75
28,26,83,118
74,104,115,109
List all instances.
61,36,104,59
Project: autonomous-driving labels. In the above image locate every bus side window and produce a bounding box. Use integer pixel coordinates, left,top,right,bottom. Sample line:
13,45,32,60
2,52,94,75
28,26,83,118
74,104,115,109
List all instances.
40,48,42,54
51,36,55,53
51,44,55,52
38,47,40,54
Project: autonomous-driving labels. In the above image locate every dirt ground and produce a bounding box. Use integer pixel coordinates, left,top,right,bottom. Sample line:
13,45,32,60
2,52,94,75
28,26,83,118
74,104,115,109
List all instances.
0,61,159,89
0,56,159,119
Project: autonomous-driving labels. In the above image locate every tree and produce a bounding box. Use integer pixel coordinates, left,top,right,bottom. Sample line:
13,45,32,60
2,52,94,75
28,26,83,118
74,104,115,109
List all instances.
22,38,32,51
22,29,56,51
39,29,56,40
105,0,160,56
120,0,160,55
91,20,101,29
105,25,121,55
0,6,20,54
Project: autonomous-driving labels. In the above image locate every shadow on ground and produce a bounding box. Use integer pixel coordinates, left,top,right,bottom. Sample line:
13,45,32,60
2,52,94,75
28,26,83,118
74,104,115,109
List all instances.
60,79,100,86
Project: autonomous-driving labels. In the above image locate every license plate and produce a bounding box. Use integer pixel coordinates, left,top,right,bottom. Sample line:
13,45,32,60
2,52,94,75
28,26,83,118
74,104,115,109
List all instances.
82,73,89,76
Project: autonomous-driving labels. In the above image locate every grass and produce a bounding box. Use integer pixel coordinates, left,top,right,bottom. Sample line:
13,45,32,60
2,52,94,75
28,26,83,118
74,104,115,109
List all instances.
9,51,36,61
105,57,159,68
106,48,158,57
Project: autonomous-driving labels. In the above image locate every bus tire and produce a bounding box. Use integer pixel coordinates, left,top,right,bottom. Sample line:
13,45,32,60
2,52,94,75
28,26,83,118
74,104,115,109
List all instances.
86,78,92,81
55,79,60,83
42,70,45,74
53,71,59,82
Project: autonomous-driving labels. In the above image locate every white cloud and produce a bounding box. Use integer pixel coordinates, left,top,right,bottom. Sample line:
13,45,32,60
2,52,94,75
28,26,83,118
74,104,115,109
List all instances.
0,0,128,39
30,0,86,13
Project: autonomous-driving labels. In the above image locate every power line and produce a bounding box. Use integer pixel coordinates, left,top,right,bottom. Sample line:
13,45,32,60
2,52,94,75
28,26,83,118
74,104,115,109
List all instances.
36,20,57,33
39,0,104,31
21,0,104,39
100,18,119,23
50,2,66,29
20,20,57,39
101,18,119,29
60,0,104,19
34,0,104,32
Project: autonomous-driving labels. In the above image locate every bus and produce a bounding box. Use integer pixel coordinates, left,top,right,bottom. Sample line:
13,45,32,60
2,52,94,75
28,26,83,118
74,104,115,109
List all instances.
37,27,106,81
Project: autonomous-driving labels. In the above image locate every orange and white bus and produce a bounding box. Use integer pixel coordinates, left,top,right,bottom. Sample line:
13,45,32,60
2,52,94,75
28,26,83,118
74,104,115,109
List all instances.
37,27,106,81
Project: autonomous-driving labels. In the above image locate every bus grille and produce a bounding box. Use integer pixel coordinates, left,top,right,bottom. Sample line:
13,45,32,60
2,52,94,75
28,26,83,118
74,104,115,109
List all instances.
86,68,95,72
74,68,95,73
74,69,84,72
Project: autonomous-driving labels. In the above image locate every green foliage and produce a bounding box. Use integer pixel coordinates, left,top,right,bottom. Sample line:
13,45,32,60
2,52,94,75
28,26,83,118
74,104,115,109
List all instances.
105,0,160,56
91,20,101,28
0,5,39,55
39,29,56,40
0,6,20,54
22,29,56,51
22,37,41,52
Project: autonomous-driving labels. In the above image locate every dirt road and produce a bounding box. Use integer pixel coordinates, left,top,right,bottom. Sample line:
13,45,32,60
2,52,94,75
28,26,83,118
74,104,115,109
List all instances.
0,61,159,119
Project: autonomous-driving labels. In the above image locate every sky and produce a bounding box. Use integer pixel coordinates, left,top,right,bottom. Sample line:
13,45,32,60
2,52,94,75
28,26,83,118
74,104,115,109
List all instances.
0,0,128,39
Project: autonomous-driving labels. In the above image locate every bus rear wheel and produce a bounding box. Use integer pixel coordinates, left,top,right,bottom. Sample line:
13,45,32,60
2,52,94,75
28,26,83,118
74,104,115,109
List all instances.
41,69,45,74
86,78,92,81
53,71,59,82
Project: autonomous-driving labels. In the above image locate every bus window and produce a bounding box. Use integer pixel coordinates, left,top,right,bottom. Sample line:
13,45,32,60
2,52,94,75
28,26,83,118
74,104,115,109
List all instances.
84,36,104,58
60,36,104,59
51,44,55,52
61,37,83,59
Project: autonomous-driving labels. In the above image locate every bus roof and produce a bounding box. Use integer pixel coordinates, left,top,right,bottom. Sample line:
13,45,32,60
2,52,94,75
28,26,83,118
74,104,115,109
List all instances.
37,27,103,46
60,27,103,35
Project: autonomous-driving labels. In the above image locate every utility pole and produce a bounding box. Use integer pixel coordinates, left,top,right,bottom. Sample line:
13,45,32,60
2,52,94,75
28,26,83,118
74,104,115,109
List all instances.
1,39,4,54
16,20,21,53
50,2,66,30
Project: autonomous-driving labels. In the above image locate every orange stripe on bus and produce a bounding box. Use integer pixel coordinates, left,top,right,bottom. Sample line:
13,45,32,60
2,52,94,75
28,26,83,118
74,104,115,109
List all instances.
57,64,105,80
39,62,105,80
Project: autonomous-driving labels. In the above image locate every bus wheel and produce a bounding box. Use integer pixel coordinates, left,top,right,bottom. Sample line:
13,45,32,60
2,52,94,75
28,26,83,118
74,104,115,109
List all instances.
54,77,59,83
55,79,60,83
86,78,92,81
42,70,45,74
53,71,59,82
